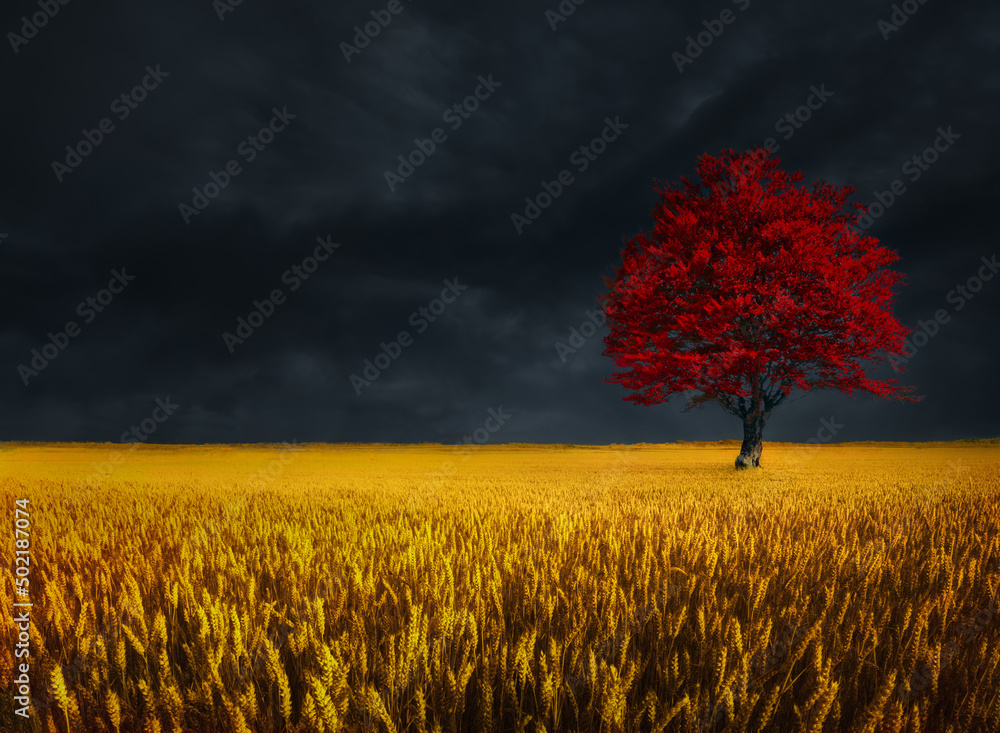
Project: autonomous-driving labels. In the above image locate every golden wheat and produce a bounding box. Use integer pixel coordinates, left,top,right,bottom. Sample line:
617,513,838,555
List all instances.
1,440,998,732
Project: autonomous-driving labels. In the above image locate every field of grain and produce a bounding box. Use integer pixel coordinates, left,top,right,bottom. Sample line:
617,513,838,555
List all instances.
2,440,999,733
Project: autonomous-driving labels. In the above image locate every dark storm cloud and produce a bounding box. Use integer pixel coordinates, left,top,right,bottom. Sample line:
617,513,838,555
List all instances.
1,0,997,443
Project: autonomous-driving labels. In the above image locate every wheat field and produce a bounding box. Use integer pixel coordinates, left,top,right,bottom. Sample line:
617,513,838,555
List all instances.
1,440,999,733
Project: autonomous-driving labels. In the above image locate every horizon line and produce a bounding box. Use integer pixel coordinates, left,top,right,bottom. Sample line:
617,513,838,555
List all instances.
2,438,997,449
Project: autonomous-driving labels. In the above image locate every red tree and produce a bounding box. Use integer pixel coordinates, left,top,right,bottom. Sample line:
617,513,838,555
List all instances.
601,148,919,468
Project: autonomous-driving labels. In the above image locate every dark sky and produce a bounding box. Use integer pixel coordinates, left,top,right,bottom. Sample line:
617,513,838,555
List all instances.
2,0,998,445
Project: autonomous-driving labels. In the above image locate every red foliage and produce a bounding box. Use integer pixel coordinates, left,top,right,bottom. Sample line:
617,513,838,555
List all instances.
601,148,920,423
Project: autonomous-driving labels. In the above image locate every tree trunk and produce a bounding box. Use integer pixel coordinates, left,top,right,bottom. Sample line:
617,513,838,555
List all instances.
735,415,765,469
